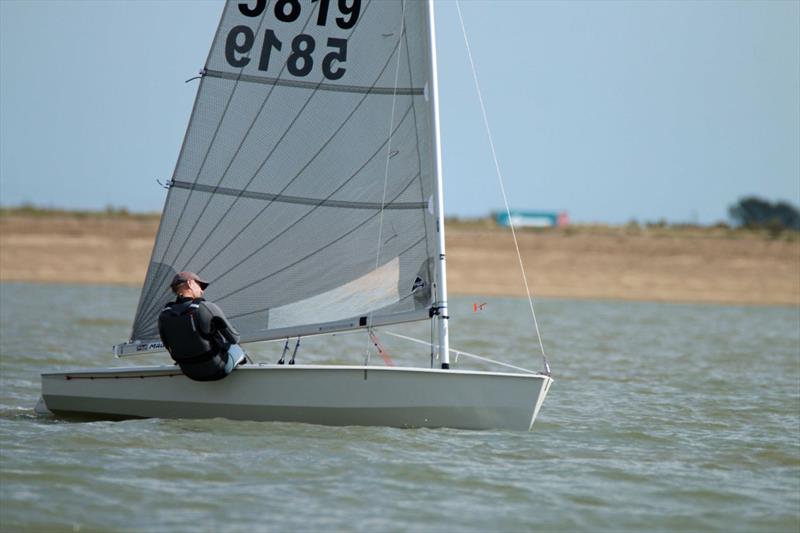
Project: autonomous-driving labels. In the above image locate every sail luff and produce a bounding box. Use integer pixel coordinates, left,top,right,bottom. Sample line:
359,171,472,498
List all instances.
425,0,450,368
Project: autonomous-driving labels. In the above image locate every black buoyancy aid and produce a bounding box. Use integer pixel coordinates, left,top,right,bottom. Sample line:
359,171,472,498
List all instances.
159,300,228,381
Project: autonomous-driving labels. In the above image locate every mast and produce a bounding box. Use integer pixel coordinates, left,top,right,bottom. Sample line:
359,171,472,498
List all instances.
426,0,450,369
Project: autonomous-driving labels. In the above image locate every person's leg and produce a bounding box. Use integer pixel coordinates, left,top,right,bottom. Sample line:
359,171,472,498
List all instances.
224,344,247,374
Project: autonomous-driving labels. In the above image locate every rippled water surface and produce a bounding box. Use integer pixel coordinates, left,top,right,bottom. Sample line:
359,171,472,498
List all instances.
1,283,798,531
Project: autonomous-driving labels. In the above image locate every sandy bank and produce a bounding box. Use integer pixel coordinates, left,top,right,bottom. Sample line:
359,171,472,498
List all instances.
1,215,798,307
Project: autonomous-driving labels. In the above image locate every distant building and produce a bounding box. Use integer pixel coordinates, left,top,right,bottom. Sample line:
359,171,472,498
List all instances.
496,210,569,228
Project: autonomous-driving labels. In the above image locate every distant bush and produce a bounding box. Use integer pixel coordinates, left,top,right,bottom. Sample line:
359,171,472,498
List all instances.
0,204,158,220
104,205,130,216
625,219,642,233
729,197,800,233
645,219,668,229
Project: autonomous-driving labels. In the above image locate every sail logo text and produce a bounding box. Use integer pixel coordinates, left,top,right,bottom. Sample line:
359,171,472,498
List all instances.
136,342,165,352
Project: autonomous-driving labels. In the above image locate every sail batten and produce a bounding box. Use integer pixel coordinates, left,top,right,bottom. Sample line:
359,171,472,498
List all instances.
130,0,437,346
203,68,424,95
170,180,427,210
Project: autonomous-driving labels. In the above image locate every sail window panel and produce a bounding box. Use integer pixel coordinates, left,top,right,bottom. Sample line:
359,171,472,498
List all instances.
267,257,400,330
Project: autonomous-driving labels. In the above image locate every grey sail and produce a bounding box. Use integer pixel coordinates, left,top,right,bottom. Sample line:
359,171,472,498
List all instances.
128,0,438,347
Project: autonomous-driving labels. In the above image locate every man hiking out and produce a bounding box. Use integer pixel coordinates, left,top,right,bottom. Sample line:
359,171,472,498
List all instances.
157,271,246,381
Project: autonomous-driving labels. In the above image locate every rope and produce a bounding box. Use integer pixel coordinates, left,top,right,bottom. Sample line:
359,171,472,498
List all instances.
384,331,539,375
368,328,396,366
454,1,550,375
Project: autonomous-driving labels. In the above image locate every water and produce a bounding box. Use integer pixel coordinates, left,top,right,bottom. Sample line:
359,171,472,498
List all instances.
1,282,798,531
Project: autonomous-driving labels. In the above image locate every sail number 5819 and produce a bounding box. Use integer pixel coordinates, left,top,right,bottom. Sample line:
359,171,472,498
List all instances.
226,28,347,79
227,0,361,79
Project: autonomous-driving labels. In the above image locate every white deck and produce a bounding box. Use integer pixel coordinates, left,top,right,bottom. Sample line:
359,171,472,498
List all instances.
40,365,552,431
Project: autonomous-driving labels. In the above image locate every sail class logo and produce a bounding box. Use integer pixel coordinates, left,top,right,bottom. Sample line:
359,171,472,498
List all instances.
411,277,426,292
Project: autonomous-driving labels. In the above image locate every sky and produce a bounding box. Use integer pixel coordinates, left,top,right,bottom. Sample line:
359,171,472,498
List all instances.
1,0,798,224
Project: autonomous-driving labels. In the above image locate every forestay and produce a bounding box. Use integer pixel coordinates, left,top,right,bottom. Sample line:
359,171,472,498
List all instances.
127,0,439,349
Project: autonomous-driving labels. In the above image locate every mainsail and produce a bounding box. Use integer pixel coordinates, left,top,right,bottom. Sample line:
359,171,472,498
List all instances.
127,0,439,348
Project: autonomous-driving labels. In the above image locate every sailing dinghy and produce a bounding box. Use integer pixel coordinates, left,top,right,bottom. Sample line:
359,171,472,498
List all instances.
37,0,553,431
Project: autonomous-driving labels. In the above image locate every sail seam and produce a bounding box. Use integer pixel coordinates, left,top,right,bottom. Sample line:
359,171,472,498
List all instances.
203,69,424,95
170,180,426,210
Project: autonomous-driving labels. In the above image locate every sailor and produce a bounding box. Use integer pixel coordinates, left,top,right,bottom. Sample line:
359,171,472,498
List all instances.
157,271,246,381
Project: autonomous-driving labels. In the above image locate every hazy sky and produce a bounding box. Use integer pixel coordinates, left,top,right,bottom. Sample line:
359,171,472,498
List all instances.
1,0,798,224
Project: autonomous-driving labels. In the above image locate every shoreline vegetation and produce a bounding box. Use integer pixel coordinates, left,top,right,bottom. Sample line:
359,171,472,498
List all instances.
1,206,798,307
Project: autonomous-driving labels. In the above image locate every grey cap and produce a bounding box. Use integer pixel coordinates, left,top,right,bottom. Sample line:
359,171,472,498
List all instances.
170,271,209,292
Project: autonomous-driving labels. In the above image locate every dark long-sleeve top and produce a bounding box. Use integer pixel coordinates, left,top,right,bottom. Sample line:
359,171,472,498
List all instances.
158,296,240,355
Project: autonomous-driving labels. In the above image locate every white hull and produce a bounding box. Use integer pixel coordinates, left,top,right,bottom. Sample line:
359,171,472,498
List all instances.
39,365,552,431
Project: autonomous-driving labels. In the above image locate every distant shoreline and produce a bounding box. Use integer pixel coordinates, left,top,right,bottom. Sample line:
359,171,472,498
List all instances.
1,210,798,307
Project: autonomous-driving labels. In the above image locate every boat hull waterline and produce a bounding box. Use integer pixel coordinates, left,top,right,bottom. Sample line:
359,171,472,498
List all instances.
39,365,552,431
